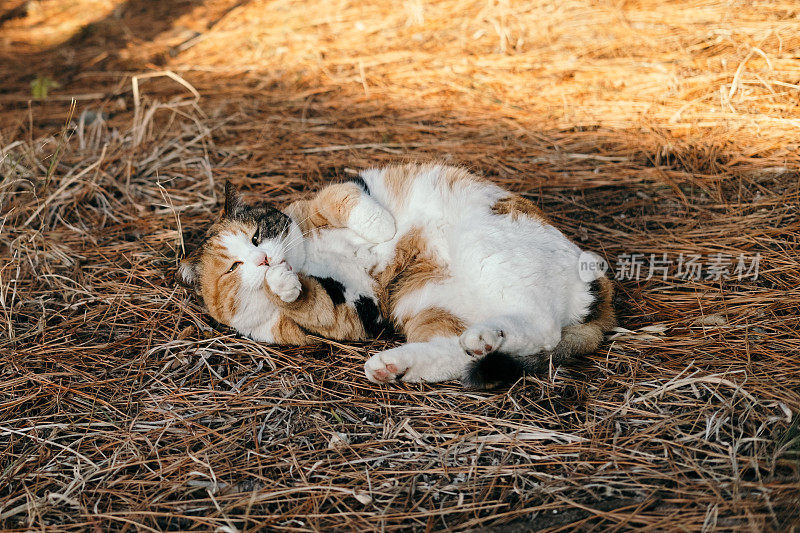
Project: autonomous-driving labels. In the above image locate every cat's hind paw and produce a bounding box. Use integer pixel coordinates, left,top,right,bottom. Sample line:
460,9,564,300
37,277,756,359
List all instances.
459,326,505,356
365,349,413,383
265,265,301,303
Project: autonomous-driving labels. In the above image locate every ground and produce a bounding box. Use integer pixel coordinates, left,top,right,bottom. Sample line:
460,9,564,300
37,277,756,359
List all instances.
1,0,799,531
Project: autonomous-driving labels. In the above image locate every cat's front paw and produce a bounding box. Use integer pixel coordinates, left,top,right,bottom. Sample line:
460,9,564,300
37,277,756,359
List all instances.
265,265,301,303
349,202,396,243
364,349,412,383
460,327,505,356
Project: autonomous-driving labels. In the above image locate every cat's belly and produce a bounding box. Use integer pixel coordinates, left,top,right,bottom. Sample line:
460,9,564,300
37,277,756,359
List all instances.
389,211,591,327
362,164,596,327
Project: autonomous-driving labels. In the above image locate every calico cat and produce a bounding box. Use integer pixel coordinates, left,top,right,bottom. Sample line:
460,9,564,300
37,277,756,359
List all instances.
179,163,615,388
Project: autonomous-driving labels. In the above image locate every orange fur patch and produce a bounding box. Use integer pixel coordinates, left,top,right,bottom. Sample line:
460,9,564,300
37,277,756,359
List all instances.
284,182,363,235
265,274,367,341
589,275,616,332
271,314,309,344
544,275,616,367
373,226,450,330
194,220,256,324
403,307,465,342
438,164,482,189
379,163,482,208
491,194,551,224
556,323,604,357
381,165,415,208
315,182,361,223
283,200,328,235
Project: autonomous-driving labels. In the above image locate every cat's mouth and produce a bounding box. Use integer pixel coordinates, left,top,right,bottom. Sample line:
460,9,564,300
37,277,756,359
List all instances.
256,254,292,270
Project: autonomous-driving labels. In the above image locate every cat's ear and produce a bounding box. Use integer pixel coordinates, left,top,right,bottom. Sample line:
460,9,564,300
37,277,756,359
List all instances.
223,181,243,218
177,255,199,289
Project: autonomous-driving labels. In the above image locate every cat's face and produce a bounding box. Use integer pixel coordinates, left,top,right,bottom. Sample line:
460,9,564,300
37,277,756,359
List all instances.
178,183,305,323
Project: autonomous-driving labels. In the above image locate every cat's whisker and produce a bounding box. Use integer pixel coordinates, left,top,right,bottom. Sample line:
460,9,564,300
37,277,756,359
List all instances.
277,212,333,254
280,223,334,255
285,211,321,236
280,232,308,253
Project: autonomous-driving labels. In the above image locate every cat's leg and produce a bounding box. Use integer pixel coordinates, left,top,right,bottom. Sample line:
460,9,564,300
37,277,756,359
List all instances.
264,266,368,341
459,327,505,357
459,313,561,357
285,182,395,243
461,315,599,388
458,314,563,389
270,314,310,345
365,306,470,383
365,337,472,383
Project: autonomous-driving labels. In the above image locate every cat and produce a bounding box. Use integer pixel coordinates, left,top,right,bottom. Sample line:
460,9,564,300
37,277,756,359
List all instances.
178,163,616,388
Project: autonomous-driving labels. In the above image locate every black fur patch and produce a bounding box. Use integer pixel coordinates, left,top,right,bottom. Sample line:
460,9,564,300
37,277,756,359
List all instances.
346,176,370,194
462,351,525,389
310,276,346,306
227,201,291,241
354,295,388,338
220,183,291,243
583,278,602,323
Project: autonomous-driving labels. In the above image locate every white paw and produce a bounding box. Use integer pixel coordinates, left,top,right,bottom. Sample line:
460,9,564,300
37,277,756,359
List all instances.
354,243,379,264
265,265,301,303
369,240,398,272
459,326,505,357
364,349,414,383
350,202,396,243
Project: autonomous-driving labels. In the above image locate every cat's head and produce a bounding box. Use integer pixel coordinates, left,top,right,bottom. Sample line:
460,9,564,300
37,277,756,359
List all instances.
177,182,305,323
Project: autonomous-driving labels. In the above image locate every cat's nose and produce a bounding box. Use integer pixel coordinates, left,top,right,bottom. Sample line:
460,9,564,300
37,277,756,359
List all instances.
257,254,269,267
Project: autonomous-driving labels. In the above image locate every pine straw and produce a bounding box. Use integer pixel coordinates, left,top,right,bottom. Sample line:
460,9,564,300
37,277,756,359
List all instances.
1,0,800,531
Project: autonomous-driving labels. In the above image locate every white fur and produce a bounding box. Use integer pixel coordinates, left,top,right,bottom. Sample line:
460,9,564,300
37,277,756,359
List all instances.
231,294,281,342
298,226,381,303
178,261,197,285
360,165,596,383
218,229,294,342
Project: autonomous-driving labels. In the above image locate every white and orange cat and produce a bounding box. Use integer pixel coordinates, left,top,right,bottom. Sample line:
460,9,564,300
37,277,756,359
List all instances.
179,163,615,388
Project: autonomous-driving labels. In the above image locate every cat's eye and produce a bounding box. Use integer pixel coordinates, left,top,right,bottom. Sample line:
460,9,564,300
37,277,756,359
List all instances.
227,261,243,273
251,228,260,246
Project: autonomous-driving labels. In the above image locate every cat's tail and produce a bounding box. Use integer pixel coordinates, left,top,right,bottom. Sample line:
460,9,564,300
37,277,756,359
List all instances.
462,276,617,389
